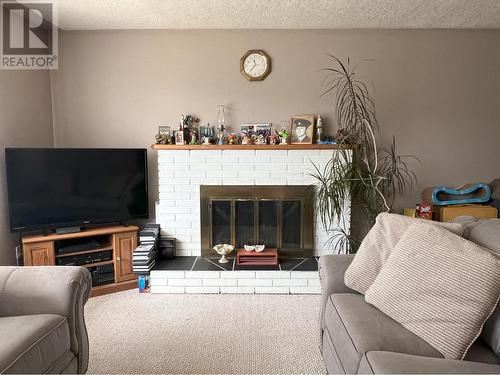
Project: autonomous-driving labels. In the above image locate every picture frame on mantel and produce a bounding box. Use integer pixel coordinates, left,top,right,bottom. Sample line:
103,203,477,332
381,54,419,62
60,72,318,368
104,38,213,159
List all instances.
290,115,315,144
174,130,185,145
240,123,271,134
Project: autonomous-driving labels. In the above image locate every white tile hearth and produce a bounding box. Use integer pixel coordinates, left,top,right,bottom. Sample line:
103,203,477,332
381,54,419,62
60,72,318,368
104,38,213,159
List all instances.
150,256,321,294
151,270,320,294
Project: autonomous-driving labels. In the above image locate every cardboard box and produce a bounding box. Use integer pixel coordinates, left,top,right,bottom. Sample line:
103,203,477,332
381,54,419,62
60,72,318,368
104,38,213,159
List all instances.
404,208,416,218
439,205,498,222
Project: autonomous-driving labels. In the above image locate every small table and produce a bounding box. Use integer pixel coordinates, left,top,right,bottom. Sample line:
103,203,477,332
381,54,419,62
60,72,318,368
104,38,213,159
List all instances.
236,249,279,266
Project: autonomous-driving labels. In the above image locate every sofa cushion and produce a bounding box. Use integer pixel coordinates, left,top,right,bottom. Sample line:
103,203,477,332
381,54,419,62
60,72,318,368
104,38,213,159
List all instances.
464,338,500,365
324,293,442,374
344,213,465,294
452,216,500,254
483,306,500,356
357,351,500,374
451,216,500,356
365,223,500,360
0,314,71,373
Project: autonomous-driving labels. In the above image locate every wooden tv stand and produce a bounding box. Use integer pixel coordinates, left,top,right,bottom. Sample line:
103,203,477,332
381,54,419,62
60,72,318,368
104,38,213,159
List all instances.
22,225,139,297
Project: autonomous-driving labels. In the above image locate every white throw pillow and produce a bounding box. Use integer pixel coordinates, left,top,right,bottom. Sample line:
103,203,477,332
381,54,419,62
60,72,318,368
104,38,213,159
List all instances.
365,222,500,360
344,213,465,294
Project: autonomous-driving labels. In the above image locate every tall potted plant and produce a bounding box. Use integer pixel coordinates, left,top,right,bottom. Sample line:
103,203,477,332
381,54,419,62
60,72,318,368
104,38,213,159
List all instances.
311,56,419,253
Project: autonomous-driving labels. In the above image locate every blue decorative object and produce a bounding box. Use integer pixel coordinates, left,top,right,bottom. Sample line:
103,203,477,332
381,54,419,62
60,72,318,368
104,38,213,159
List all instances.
318,140,336,145
430,183,491,206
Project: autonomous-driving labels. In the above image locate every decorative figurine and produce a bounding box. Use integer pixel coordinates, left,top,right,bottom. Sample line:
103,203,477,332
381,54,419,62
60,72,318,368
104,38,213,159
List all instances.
200,123,214,145
279,120,289,145
278,129,289,145
241,132,253,145
155,134,172,144
268,134,277,145
175,127,185,145
179,114,200,144
227,133,238,145
256,132,267,145
181,115,189,141
316,115,323,143
189,130,198,145
155,134,166,144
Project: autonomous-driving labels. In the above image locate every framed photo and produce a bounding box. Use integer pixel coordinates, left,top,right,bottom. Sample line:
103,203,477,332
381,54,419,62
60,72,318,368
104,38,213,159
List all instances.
174,130,185,145
158,125,170,137
255,123,271,132
290,115,315,144
240,124,256,134
240,123,271,134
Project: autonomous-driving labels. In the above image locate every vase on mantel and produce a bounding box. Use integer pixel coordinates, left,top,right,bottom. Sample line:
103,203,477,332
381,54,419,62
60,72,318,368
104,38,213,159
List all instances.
217,105,226,145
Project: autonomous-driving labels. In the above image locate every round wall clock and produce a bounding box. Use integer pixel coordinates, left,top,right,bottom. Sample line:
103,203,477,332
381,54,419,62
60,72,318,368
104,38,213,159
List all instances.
240,50,271,81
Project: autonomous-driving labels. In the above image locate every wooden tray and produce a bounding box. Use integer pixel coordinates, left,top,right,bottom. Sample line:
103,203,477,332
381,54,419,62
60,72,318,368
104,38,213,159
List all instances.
236,249,279,266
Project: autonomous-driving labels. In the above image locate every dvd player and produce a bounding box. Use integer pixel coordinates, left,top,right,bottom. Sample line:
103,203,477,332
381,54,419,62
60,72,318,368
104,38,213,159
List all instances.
56,250,112,266
55,238,103,255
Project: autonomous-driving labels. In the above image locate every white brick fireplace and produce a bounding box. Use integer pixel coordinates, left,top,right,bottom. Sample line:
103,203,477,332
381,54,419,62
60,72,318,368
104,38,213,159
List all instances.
154,147,350,256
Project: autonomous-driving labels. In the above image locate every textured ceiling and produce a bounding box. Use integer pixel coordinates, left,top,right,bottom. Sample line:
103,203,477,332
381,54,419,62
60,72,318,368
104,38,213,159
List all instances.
56,0,500,30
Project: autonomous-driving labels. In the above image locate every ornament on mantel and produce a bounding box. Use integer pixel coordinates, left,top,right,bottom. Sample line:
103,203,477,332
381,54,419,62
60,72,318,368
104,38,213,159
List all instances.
278,120,289,145
216,105,226,145
241,132,253,145
201,123,214,145
316,115,323,142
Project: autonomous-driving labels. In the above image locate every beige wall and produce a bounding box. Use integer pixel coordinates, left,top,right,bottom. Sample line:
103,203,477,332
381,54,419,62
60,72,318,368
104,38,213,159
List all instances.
0,71,54,265
1,29,499,263
49,29,500,215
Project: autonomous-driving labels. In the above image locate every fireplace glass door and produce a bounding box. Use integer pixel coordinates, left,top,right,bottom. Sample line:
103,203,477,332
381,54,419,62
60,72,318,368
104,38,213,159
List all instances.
258,200,278,248
235,200,254,248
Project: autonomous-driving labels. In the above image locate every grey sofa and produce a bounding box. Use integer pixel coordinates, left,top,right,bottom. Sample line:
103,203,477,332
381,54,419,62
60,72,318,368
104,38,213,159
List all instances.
319,218,500,374
0,266,91,374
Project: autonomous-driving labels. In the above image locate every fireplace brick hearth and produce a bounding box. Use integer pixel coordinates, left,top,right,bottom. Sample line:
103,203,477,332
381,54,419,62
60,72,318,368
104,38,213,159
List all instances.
151,146,351,294
150,256,321,294
155,147,351,257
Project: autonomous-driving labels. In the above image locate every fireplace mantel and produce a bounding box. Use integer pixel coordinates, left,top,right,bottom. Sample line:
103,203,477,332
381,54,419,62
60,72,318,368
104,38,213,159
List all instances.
151,144,355,150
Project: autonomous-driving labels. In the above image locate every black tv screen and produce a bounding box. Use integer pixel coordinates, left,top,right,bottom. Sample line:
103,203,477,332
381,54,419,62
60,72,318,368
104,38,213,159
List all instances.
5,148,149,232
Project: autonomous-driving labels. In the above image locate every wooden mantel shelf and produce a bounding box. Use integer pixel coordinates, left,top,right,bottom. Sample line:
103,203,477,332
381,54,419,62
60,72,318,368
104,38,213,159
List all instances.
151,144,355,150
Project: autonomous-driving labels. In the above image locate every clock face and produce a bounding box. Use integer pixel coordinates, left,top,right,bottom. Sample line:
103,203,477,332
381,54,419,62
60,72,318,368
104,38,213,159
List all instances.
243,53,268,78
240,50,271,81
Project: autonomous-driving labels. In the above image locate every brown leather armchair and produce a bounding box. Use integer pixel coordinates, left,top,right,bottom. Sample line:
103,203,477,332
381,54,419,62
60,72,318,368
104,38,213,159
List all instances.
0,266,91,373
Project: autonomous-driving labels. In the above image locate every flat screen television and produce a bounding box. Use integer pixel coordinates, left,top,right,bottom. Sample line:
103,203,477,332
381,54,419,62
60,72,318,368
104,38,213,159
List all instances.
5,148,149,233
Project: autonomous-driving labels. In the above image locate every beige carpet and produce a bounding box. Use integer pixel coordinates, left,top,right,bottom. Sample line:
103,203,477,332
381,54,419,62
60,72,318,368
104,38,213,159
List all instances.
85,290,326,374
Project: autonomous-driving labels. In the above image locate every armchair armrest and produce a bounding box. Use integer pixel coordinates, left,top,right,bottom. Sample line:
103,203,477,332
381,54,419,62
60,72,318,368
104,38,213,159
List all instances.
0,266,92,373
318,254,358,332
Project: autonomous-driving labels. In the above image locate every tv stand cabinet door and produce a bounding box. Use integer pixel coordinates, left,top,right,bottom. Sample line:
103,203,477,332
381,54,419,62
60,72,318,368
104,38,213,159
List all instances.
113,231,137,283
23,241,55,266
